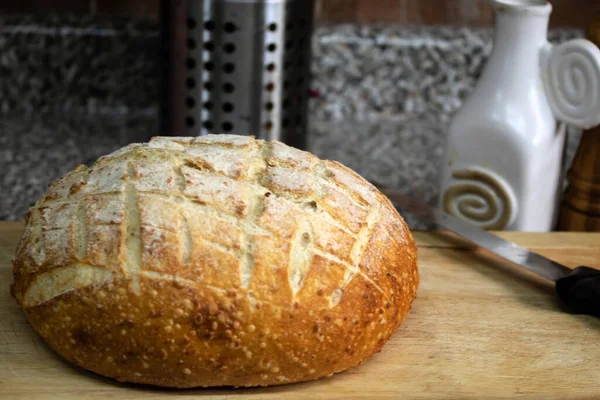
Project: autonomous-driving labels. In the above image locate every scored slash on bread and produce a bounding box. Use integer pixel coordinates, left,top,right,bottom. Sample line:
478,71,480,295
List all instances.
10,134,419,388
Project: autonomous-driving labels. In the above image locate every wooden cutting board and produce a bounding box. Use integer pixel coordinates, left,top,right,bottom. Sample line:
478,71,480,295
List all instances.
2,221,600,399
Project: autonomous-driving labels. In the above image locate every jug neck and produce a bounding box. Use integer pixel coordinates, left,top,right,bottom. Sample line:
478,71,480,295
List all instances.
488,1,552,66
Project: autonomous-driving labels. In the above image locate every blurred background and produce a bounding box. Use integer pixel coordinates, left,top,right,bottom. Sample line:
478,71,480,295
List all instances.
0,0,597,227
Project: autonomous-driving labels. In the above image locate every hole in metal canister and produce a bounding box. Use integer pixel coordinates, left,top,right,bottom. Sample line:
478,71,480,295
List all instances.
223,63,235,73
224,22,236,33
224,43,236,53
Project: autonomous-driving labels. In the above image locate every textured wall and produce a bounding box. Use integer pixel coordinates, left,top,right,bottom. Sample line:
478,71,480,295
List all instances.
0,15,583,122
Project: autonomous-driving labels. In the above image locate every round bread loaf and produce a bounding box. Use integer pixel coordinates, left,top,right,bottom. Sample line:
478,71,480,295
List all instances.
10,134,419,388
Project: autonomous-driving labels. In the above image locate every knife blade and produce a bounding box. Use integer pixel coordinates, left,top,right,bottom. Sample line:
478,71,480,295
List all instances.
377,185,600,318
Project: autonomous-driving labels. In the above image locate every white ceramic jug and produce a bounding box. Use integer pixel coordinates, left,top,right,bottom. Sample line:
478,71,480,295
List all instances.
439,0,600,232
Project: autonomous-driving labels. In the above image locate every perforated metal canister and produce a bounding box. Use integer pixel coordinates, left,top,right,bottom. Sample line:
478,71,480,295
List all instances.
160,0,315,149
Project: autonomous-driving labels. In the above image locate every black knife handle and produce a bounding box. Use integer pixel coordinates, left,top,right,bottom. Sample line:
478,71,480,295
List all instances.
555,266,600,318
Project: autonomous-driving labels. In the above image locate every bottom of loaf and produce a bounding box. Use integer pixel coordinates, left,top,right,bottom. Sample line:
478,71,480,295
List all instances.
21,272,416,388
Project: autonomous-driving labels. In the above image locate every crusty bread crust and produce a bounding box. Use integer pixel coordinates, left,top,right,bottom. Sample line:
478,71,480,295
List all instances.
11,135,418,388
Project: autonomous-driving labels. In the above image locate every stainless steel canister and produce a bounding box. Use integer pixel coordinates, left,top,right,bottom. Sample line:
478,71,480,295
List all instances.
160,0,315,149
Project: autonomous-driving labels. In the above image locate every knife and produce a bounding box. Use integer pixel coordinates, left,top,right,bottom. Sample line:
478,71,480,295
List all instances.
377,185,600,318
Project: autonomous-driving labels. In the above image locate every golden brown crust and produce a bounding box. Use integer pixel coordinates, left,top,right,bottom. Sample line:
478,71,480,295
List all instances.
11,134,418,388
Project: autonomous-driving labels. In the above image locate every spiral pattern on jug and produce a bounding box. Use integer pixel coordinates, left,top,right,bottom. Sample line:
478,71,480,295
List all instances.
442,169,513,230
545,39,600,127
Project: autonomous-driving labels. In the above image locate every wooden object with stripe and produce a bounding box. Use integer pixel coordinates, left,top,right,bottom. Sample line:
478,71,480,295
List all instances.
557,15,600,232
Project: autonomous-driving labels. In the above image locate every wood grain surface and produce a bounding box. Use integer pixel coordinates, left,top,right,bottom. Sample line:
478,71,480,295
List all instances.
2,221,600,399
